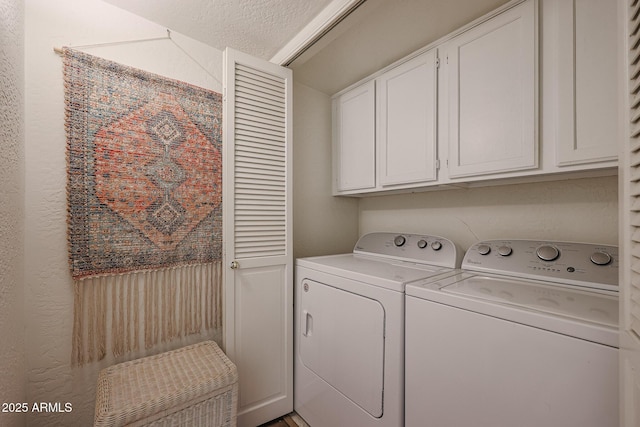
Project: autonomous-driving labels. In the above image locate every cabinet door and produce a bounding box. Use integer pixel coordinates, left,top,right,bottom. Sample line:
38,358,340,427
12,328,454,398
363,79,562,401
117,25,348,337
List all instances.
333,80,375,192
555,0,618,165
377,49,438,186
447,0,538,178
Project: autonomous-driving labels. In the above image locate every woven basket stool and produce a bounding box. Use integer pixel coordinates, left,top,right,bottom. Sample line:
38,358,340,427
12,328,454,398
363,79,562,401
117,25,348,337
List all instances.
94,341,238,427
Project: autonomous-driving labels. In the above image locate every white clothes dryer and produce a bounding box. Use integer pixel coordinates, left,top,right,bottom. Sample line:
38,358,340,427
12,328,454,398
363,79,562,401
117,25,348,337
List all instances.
294,232,460,427
405,239,619,427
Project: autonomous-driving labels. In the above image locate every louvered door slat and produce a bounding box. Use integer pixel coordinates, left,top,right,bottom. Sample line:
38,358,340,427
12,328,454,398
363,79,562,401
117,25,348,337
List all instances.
235,192,285,199
236,174,285,183
235,157,286,169
237,137,282,149
236,102,286,121
630,91,640,110
234,225,285,233
237,136,284,150
235,97,285,116
633,2,640,20
236,76,285,93
236,108,285,124
632,13,640,37
237,87,286,110
236,123,285,139
236,151,286,161
236,195,285,204
237,114,285,130
237,64,286,86
236,127,285,140
236,75,285,99
236,180,285,189
236,141,285,155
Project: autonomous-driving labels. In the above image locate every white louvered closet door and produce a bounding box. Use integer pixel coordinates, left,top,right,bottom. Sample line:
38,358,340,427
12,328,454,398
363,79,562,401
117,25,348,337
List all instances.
223,48,292,427
622,1,640,426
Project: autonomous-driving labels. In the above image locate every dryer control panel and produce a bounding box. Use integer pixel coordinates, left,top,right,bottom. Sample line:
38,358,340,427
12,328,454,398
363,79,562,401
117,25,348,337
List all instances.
462,240,618,292
354,232,461,269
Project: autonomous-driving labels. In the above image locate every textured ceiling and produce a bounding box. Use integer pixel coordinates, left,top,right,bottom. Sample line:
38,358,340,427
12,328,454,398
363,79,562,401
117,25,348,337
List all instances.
101,0,513,95
102,0,335,60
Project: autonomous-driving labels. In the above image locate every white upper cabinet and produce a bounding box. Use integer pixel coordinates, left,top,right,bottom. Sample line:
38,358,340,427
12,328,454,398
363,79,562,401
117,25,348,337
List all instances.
330,0,618,196
446,0,537,178
554,0,618,166
377,49,439,186
332,80,376,193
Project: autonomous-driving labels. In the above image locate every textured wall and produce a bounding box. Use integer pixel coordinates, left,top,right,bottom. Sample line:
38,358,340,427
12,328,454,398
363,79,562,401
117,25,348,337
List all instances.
359,176,618,250
24,1,222,425
0,0,26,426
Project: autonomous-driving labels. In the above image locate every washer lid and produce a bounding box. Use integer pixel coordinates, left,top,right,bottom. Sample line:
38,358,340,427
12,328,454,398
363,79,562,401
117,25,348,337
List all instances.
443,275,618,328
296,253,453,292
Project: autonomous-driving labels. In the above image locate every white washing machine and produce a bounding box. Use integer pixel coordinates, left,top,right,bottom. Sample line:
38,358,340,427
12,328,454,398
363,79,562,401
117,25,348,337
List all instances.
294,232,461,427
405,239,619,427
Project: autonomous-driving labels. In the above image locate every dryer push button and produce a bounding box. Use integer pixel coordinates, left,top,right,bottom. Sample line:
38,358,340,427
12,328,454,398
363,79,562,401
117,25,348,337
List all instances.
498,246,513,256
477,244,492,255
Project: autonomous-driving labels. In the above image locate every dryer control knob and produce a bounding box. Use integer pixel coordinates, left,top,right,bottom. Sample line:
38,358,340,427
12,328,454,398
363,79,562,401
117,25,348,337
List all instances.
590,251,612,266
394,235,406,247
431,241,443,251
417,239,428,249
498,246,512,256
477,244,491,255
537,245,560,262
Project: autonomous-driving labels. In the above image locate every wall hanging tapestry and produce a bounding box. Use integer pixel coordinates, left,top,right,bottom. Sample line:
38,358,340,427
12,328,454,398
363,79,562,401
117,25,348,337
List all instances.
63,48,223,365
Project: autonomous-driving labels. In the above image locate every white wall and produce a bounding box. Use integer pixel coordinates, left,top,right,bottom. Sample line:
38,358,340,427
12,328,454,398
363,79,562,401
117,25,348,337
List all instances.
293,82,359,258
0,0,26,426
25,1,222,425
359,176,618,250
292,0,510,95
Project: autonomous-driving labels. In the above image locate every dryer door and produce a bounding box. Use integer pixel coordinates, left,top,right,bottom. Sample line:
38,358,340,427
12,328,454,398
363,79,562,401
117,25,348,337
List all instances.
299,279,385,417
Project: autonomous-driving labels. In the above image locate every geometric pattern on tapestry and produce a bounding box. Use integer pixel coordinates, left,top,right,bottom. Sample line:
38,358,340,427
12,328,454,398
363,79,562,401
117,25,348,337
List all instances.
65,49,222,279
64,48,223,365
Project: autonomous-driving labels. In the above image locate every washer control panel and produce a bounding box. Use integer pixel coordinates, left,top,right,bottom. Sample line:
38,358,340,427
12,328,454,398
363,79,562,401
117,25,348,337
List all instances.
354,232,460,268
462,240,618,291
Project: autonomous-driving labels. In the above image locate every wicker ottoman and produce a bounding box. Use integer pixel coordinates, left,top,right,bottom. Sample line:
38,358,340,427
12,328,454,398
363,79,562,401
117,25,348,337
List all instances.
94,341,238,427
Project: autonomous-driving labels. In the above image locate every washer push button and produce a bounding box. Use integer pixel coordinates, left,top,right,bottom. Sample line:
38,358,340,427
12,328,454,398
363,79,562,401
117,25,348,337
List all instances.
536,245,560,262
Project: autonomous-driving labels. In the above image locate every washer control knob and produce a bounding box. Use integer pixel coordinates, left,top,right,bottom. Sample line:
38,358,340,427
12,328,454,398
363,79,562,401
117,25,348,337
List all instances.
497,246,512,256
536,245,560,262
417,239,428,249
394,235,406,247
431,241,443,251
590,251,612,266
477,244,491,255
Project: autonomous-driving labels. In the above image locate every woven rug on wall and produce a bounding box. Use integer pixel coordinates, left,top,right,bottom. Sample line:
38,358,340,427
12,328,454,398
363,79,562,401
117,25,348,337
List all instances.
63,48,223,365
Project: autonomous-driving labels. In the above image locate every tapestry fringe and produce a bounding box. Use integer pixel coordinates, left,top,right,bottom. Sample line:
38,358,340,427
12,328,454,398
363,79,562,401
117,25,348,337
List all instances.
72,262,222,366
